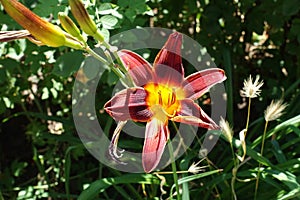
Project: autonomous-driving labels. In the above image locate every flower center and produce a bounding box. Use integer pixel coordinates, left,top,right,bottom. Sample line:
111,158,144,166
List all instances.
144,83,180,122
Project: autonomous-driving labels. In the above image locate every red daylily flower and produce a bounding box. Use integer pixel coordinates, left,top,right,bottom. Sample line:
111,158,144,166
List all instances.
104,32,226,173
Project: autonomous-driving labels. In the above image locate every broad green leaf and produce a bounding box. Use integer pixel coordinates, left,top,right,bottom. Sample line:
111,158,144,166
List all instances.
100,15,118,29
52,51,84,78
99,28,110,42
98,3,113,14
125,9,136,23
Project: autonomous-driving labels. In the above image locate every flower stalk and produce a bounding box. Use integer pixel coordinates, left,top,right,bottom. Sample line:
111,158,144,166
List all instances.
254,99,287,199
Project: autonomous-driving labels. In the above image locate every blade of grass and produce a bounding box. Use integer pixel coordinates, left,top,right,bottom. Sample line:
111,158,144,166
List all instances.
222,47,233,125
271,139,287,163
78,174,159,200
278,188,300,200
168,140,181,200
65,144,84,200
267,170,300,191
32,146,52,194
110,170,144,200
170,169,222,195
251,114,300,148
112,185,132,199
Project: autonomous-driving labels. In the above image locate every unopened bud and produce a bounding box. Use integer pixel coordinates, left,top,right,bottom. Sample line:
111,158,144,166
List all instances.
68,0,104,42
58,12,84,42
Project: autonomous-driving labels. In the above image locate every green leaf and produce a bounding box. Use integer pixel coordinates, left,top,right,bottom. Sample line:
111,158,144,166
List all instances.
268,170,300,191
33,0,66,18
52,51,84,78
271,139,287,164
78,174,159,200
107,70,119,86
11,160,28,177
117,0,129,7
170,170,221,196
98,3,113,14
99,28,110,42
282,0,300,16
82,48,106,80
125,9,136,23
252,115,300,148
278,188,300,200
177,170,221,185
100,15,118,29
41,87,49,100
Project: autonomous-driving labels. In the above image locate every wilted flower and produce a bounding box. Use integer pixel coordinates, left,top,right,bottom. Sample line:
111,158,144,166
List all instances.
104,32,226,172
219,117,233,144
240,75,264,98
0,0,83,49
264,100,288,122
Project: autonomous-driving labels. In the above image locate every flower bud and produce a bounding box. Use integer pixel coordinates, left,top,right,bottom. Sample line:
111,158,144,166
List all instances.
68,0,104,42
0,0,83,49
58,12,84,42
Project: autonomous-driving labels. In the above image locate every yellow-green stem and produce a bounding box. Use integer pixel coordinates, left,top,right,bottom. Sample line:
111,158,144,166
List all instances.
85,46,127,86
254,120,269,200
229,139,238,199
245,97,252,136
230,142,237,167
167,140,181,200
231,168,237,200
85,47,110,67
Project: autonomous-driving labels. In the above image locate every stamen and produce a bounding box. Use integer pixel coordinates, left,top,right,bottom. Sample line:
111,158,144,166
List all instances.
171,88,176,105
167,93,171,106
158,90,162,105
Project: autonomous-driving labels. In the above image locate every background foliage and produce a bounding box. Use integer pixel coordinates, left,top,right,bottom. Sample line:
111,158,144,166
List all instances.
0,0,299,199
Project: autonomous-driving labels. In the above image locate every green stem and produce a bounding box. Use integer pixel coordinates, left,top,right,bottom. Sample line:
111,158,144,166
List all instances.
111,49,136,88
85,46,127,83
101,40,112,51
32,146,52,194
245,97,252,135
231,167,237,200
254,120,269,200
260,120,269,158
230,142,237,168
85,47,110,68
168,140,181,200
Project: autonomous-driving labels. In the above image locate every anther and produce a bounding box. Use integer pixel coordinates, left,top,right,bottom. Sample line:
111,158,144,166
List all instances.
158,90,162,105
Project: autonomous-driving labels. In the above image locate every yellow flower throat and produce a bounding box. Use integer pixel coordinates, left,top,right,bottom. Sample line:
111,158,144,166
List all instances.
144,83,181,122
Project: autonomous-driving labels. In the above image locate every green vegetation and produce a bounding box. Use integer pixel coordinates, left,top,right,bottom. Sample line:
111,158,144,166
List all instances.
0,0,299,199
